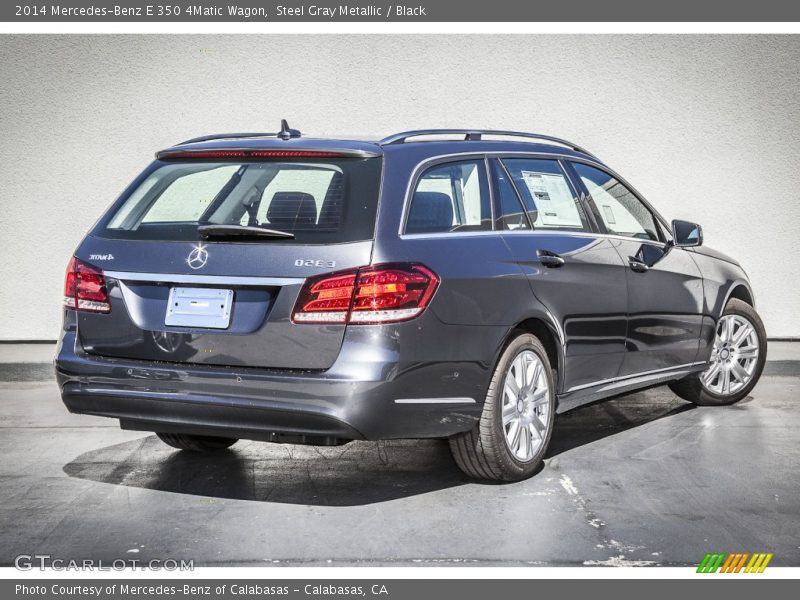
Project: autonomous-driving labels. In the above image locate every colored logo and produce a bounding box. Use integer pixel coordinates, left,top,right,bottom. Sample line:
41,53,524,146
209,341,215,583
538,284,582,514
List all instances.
697,552,773,573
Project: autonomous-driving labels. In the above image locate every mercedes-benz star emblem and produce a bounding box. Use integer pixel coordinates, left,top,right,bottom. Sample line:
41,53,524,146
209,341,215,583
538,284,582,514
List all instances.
187,243,208,270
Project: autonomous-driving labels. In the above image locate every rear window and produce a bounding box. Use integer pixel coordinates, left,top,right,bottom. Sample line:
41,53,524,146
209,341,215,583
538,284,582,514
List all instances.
97,157,382,244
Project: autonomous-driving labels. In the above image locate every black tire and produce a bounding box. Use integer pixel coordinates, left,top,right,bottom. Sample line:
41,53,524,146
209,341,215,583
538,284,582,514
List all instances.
669,298,767,406
449,332,556,482
156,432,238,452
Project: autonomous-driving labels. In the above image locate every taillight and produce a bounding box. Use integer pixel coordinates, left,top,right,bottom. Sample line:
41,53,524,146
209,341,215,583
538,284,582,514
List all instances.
293,271,357,324
350,265,439,323
63,257,111,313
292,263,439,325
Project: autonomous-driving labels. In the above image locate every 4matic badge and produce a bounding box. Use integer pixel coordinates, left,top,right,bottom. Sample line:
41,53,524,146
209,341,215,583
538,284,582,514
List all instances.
187,244,208,270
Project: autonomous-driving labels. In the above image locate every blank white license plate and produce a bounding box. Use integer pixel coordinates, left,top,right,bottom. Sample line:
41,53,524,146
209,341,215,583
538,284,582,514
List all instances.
165,287,234,329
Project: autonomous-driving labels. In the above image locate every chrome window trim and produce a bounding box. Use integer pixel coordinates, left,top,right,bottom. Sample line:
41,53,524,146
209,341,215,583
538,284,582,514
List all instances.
399,228,669,248
104,271,304,287
506,229,668,248
398,152,494,237
397,150,674,241
400,230,508,240
399,152,496,236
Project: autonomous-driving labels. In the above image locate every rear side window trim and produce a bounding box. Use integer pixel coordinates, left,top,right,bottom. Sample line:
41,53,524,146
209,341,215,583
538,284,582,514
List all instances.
397,151,673,243
399,153,496,236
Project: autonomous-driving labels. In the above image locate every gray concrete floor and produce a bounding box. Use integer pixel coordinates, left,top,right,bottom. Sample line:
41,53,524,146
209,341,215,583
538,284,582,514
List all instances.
0,348,798,567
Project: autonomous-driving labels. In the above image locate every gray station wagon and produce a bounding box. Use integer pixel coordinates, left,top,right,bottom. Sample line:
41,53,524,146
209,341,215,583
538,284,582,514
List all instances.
56,122,767,481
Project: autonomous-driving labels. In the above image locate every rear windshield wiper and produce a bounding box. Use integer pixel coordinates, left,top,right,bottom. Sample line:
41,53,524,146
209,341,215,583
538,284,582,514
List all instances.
197,224,295,240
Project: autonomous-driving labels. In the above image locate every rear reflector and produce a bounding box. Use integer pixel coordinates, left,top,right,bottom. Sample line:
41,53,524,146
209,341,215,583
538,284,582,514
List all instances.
159,150,348,160
63,257,111,313
292,264,439,325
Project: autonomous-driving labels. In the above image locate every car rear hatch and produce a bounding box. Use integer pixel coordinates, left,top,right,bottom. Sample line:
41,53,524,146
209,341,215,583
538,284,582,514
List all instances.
69,144,383,370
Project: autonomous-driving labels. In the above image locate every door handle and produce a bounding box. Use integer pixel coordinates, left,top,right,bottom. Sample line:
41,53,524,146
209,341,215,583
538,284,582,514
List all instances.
628,257,649,273
537,249,565,268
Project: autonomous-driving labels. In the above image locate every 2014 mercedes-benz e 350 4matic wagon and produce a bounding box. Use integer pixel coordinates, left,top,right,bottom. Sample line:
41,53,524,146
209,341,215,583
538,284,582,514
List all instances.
56,122,768,481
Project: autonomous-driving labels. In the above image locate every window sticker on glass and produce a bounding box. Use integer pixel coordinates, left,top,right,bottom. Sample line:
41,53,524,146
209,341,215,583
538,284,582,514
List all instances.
602,205,617,224
520,171,582,227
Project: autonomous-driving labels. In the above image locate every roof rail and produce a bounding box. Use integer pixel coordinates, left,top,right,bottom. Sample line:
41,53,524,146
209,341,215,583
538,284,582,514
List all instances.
378,129,596,157
177,119,301,146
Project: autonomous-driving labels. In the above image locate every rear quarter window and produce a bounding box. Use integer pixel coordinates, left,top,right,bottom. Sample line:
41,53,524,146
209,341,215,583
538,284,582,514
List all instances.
405,159,492,234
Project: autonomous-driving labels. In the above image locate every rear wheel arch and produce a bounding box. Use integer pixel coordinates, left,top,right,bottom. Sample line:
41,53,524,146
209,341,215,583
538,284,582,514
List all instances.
506,318,563,392
450,331,556,481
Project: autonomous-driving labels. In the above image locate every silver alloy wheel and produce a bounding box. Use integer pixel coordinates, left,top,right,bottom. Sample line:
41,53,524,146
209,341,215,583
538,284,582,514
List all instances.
502,349,550,461
701,314,760,396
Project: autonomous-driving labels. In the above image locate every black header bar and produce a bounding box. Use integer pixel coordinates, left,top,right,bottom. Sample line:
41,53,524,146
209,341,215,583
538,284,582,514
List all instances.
4,0,800,22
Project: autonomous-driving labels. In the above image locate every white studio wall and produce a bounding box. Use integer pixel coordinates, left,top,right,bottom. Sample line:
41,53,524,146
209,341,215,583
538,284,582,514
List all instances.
1,34,798,339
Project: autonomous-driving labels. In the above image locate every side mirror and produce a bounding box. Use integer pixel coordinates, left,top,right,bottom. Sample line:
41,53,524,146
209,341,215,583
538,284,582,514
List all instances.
671,219,703,247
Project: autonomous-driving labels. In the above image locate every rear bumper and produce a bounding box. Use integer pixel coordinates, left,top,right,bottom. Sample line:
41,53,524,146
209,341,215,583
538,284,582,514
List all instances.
55,325,502,442
59,380,366,444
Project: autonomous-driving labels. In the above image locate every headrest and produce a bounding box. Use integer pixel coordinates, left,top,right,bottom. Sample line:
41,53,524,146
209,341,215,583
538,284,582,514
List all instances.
407,191,454,233
267,192,317,228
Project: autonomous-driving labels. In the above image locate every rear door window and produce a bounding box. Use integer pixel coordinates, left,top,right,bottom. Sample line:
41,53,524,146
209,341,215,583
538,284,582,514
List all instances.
405,160,492,234
98,157,382,244
501,158,589,232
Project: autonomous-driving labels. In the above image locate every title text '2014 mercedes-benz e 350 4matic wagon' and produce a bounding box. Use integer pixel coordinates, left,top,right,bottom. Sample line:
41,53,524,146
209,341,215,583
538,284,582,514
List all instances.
56,122,768,481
